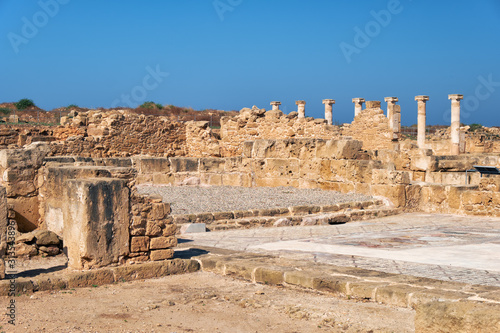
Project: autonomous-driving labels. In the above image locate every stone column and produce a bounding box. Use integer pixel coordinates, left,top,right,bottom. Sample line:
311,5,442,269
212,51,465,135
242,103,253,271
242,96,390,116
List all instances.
384,97,398,131
270,101,281,111
352,98,365,117
322,99,335,125
296,100,306,119
415,95,429,148
448,94,464,155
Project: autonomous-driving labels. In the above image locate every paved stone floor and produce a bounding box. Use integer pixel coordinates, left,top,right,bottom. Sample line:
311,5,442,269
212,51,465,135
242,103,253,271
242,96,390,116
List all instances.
179,213,500,287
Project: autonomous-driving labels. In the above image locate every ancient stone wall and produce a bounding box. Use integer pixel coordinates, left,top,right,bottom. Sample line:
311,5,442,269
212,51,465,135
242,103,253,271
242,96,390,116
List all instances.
51,110,187,158
129,189,177,263
218,106,341,157
185,121,221,157
342,102,393,151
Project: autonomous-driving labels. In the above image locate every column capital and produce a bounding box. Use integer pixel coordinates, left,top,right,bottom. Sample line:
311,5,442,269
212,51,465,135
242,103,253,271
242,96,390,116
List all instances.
322,99,335,105
448,94,464,101
352,98,365,104
295,100,306,105
415,95,429,102
384,97,398,103
270,101,281,106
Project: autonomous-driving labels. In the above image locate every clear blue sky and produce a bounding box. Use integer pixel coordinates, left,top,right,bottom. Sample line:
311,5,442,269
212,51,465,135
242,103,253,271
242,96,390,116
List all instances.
1,0,499,126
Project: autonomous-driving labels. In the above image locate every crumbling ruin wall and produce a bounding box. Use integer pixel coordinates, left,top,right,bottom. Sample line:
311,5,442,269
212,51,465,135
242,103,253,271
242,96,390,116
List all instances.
341,102,393,151
185,121,221,157
51,110,187,157
218,107,341,157
0,143,50,232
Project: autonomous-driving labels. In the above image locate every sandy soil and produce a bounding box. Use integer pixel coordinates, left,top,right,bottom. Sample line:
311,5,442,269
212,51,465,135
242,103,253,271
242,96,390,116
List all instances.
1,271,414,333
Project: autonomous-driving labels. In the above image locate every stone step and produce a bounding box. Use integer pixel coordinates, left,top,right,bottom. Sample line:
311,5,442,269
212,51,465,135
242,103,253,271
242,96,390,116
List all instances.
173,199,385,224
207,206,401,231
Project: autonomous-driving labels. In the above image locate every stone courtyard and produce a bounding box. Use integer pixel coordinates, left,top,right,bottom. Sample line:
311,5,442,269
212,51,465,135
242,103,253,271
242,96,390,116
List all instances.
1,97,500,332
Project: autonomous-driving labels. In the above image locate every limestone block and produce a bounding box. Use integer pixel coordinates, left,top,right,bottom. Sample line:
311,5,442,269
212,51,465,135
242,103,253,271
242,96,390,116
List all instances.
149,236,177,249
315,139,362,160
255,177,294,188
371,169,411,185
168,158,199,173
0,187,7,258
479,175,500,191
371,184,406,208
410,154,438,172
132,157,170,174
162,224,177,236
345,160,378,183
150,249,174,261
63,178,130,270
365,101,381,108
262,158,299,178
152,173,175,185
222,173,244,186
146,220,163,236
415,301,500,333
199,158,225,172
420,185,448,207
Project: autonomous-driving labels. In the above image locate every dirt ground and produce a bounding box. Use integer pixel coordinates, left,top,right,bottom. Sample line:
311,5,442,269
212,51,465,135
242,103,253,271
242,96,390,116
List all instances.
1,271,414,333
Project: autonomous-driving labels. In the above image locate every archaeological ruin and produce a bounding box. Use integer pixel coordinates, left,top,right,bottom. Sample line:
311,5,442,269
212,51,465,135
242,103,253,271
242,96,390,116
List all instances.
1,95,500,331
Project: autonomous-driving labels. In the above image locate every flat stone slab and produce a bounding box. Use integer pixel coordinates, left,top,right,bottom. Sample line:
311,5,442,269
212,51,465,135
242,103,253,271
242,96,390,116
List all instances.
181,213,500,287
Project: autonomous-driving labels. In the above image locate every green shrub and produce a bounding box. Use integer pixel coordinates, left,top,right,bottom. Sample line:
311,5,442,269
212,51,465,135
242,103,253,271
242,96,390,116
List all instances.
66,104,78,110
14,98,35,110
469,123,483,132
0,108,11,115
139,101,157,109
155,103,163,109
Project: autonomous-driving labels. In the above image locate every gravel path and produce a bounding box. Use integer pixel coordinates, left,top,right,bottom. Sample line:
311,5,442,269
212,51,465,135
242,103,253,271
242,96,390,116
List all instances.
136,185,374,215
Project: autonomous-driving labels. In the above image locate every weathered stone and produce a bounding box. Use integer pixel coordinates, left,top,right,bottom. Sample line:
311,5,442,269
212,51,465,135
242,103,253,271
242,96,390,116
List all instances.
33,230,60,246
130,236,149,252
63,178,130,269
150,249,174,261
15,232,35,244
180,223,206,234
149,236,177,250
38,246,60,256
146,220,163,236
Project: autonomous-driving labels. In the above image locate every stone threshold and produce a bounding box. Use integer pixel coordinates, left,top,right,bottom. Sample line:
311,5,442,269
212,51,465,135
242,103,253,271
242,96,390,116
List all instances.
0,258,199,297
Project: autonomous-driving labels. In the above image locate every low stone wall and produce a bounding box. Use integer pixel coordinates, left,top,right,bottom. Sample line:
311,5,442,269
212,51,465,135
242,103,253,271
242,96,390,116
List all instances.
219,106,341,157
